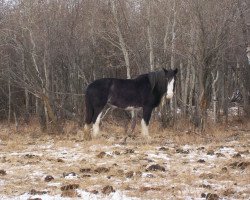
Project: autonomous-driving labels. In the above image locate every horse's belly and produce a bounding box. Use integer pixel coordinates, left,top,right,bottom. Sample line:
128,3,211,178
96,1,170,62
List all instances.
124,106,141,111
109,102,141,110
108,88,142,109
108,99,141,110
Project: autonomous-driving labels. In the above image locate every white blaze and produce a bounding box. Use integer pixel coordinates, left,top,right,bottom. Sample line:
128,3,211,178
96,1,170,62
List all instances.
141,119,149,136
92,112,102,138
166,78,175,99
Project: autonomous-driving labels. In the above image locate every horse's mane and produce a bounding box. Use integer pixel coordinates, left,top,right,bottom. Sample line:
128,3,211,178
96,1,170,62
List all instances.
148,70,167,93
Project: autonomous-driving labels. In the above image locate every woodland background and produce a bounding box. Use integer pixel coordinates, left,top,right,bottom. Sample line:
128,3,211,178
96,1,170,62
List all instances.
0,0,249,133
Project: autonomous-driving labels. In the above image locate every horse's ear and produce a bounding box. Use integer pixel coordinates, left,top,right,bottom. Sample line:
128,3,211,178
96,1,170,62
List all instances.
162,68,168,75
174,68,178,75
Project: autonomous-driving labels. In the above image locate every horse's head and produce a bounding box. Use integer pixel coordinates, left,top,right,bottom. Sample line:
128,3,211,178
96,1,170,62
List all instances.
163,68,178,99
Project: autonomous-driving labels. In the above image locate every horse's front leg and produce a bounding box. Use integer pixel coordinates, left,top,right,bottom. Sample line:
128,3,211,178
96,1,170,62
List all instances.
130,110,137,133
141,106,153,137
92,112,102,138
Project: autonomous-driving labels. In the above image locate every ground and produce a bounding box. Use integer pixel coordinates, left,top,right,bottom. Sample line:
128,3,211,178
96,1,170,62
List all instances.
0,120,249,200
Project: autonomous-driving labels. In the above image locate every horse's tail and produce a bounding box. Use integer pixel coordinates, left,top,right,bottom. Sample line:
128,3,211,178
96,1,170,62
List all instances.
85,91,94,124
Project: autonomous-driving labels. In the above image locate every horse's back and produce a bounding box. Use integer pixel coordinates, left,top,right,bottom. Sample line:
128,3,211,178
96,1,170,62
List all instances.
87,78,113,90
86,75,150,94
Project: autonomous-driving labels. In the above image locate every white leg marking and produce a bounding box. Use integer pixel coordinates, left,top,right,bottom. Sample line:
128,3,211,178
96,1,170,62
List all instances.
131,109,135,118
141,119,149,136
84,124,90,132
166,78,175,99
92,112,102,138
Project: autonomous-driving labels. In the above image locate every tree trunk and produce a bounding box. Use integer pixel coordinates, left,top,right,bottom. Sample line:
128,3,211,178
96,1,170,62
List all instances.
189,65,195,108
14,110,18,132
24,89,30,123
212,70,219,123
111,0,131,79
147,0,154,71
222,63,229,123
163,17,170,58
8,75,11,124
37,98,46,132
198,69,206,132
167,0,177,127
170,0,176,70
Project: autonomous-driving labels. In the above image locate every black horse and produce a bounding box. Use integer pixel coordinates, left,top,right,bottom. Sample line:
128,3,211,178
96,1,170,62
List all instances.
84,68,178,138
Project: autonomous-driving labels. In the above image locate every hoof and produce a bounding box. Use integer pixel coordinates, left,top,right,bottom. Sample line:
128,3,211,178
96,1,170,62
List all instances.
142,134,151,141
84,133,92,141
83,124,92,141
84,124,91,132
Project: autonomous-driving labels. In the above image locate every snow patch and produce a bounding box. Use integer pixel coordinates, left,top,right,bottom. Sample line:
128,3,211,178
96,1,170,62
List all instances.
0,180,4,186
147,152,171,161
0,190,138,200
218,147,236,155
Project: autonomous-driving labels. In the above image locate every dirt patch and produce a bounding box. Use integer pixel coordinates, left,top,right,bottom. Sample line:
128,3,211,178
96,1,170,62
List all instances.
146,164,165,172
44,175,54,182
0,170,7,176
61,184,79,191
102,185,115,195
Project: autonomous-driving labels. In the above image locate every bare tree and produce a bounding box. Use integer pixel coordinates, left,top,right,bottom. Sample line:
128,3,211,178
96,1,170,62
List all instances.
147,0,154,71
110,0,131,79
0,0,248,132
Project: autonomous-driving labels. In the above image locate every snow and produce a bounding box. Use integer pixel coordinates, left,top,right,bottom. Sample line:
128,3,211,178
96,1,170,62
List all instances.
141,172,154,178
64,173,79,179
218,147,236,155
77,190,139,200
0,180,4,187
1,135,249,200
0,190,138,200
147,152,171,161
47,182,61,187
1,193,70,200
9,152,43,156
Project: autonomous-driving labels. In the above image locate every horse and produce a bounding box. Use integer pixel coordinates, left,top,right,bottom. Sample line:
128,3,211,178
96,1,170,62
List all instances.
84,68,178,138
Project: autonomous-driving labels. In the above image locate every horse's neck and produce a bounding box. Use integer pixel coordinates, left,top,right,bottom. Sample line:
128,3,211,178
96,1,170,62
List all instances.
149,71,166,92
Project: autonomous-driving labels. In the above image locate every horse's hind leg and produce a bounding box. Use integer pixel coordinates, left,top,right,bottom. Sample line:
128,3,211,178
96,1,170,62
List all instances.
92,107,104,138
83,94,94,140
130,110,137,134
141,106,153,138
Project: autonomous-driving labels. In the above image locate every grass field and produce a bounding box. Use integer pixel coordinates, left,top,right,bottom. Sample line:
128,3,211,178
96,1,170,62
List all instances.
0,119,249,200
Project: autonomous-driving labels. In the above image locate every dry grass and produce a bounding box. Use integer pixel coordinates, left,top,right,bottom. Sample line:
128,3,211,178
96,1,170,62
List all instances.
0,118,249,199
